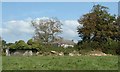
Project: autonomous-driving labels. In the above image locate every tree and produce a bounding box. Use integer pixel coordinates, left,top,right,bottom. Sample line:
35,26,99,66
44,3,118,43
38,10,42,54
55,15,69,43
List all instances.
77,4,119,54
27,39,33,45
77,4,118,43
115,16,120,41
6,43,13,47
31,17,62,44
2,40,6,49
27,39,41,50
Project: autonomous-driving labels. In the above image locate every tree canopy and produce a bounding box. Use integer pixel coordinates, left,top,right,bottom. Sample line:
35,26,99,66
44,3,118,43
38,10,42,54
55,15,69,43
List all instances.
77,4,119,42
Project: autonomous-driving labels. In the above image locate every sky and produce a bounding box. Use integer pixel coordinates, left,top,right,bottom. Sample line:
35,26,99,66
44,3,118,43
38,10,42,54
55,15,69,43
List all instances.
1,2,118,43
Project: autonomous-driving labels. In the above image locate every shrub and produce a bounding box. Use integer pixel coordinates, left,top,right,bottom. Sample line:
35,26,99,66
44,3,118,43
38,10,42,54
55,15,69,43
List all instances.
102,39,119,55
77,39,119,55
2,51,6,56
77,41,100,51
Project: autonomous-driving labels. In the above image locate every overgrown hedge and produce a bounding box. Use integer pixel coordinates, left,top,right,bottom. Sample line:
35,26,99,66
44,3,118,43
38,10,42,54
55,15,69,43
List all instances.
39,44,78,55
77,40,120,55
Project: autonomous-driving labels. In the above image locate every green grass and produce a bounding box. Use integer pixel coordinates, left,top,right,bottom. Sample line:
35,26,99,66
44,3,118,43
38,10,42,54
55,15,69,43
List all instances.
2,56,118,70
0,56,2,72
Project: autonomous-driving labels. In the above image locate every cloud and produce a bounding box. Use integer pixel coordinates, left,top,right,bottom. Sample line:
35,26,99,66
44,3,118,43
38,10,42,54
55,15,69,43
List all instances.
4,20,34,34
2,17,82,43
0,28,10,35
1,18,34,43
60,20,82,43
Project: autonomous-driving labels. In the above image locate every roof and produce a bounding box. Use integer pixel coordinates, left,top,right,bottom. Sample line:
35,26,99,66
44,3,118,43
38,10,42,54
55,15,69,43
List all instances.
52,39,75,45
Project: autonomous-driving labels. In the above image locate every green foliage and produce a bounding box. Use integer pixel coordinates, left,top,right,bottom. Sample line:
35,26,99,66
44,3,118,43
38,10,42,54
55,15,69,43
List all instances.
2,40,6,48
38,44,77,55
102,38,119,55
15,40,29,49
27,39,33,45
9,43,16,49
77,39,119,55
9,39,42,50
78,41,101,51
2,40,6,46
2,51,6,56
9,40,29,49
30,42,42,50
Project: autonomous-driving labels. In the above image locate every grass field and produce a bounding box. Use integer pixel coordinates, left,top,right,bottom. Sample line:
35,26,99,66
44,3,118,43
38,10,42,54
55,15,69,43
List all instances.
2,56,118,70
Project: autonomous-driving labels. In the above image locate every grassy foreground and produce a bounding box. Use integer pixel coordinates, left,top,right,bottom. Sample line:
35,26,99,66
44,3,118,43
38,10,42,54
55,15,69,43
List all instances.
2,56,118,70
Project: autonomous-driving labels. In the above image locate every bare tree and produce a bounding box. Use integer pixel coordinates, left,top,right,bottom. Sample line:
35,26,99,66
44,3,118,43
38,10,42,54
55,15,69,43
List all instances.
31,17,62,44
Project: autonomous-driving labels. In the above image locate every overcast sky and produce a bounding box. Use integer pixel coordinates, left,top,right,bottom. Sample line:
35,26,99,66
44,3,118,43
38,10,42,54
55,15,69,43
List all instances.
1,2,118,43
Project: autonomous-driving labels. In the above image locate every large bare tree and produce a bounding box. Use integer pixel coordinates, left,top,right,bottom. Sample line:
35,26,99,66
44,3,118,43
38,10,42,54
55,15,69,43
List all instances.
31,17,62,44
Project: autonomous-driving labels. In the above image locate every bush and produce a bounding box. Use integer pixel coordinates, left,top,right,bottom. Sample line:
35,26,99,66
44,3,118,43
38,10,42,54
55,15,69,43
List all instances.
116,47,120,55
2,51,6,56
77,41,100,51
102,39,119,55
38,44,78,55
77,39,119,55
